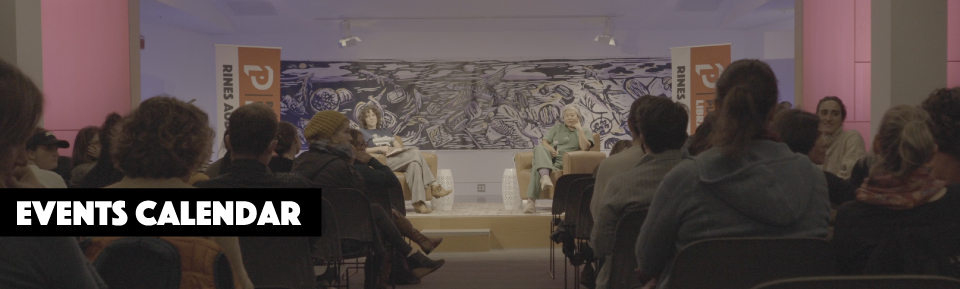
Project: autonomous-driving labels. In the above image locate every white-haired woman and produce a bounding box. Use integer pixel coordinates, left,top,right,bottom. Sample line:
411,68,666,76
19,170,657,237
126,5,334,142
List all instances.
357,105,452,214
525,104,595,213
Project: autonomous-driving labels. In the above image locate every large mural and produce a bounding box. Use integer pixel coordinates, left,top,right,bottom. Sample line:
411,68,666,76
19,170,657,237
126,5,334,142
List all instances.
280,58,672,150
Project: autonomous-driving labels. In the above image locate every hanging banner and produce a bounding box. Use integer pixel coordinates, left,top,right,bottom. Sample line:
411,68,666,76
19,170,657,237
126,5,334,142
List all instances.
671,43,731,135
215,44,281,157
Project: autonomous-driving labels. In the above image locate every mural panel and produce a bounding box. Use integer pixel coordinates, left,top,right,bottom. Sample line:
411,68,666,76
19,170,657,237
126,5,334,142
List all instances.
280,58,672,150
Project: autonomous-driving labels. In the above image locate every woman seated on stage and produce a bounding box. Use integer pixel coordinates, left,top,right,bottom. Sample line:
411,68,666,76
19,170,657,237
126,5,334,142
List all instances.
525,104,594,214
357,105,451,214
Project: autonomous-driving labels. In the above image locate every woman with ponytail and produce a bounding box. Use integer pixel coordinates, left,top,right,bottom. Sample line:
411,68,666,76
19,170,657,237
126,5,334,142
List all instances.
634,59,830,288
833,105,959,275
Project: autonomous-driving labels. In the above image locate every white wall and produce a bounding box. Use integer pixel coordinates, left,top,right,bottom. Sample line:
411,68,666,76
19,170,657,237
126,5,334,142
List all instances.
141,21,796,202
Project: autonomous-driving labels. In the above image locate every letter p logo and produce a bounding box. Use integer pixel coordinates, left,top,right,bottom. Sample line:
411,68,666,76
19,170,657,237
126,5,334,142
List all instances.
243,65,274,91
694,63,725,89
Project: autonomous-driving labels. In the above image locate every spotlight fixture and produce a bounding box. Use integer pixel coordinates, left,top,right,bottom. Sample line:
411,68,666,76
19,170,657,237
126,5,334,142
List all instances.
594,18,616,46
339,20,361,48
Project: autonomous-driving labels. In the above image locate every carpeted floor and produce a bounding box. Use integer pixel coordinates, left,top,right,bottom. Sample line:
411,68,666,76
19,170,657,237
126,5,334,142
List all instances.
341,248,585,289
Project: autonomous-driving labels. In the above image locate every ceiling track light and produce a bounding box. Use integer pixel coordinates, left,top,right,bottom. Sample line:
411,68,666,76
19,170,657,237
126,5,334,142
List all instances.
594,17,616,46
339,20,361,48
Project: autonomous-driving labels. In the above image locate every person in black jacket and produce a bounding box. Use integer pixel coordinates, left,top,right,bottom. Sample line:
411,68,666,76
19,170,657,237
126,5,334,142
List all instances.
772,109,856,206
268,121,300,173
195,104,313,188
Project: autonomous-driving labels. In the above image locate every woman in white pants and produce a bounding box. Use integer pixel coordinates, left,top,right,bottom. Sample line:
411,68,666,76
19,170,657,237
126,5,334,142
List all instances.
357,105,451,214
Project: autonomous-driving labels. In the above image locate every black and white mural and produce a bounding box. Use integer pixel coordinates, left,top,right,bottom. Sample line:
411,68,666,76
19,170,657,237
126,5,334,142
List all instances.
280,58,672,150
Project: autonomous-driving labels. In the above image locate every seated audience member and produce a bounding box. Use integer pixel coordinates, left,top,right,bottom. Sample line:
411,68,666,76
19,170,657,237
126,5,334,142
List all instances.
525,104,595,213
0,237,106,289
269,121,301,173
608,140,633,156
591,96,688,289
195,104,313,188
357,105,451,214
205,134,232,178
817,96,866,179
25,128,70,188
772,109,856,206
78,113,124,188
683,112,718,157
1,59,45,189
69,126,100,186
293,110,444,289
921,87,960,184
833,105,958,275
635,59,830,288
106,96,212,188
590,95,655,216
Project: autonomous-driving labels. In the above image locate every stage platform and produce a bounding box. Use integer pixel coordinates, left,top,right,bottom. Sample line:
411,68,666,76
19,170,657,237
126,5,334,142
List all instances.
403,202,556,252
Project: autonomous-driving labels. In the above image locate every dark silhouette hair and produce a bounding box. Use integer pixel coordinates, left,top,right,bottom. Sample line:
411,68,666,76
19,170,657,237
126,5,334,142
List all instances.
638,97,689,154
686,113,718,156
79,113,124,188
628,95,658,137
609,140,632,156
113,96,213,179
71,126,100,166
921,87,960,157
771,109,820,154
0,58,44,178
816,96,847,121
227,104,278,156
709,59,779,159
275,121,299,156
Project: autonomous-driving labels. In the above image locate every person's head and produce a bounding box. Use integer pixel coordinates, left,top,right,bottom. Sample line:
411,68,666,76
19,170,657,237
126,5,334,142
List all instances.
304,110,351,145
226,104,279,163
0,59,44,179
921,87,960,158
771,109,821,155
816,96,847,134
78,113,124,188
113,96,213,180
638,97,689,154
686,113,718,157
275,121,301,157
627,95,659,140
870,105,937,178
608,140,632,156
71,126,100,166
709,59,779,159
25,128,70,170
349,129,368,151
358,105,382,130
561,105,583,127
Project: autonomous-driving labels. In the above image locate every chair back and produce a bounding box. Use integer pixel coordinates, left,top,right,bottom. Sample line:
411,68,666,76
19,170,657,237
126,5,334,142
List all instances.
563,177,595,227
91,237,184,289
321,188,375,259
665,237,838,289
552,174,592,216
751,275,960,289
314,198,342,263
609,209,648,289
864,223,960,278
575,184,595,239
238,237,316,289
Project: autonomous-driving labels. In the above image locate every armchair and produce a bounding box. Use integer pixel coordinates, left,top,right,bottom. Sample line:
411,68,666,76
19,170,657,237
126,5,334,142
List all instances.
514,133,606,199
372,136,439,201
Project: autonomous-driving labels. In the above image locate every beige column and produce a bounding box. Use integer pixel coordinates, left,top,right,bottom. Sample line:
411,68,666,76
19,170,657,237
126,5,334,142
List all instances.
0,0,43,125
871,0,947,136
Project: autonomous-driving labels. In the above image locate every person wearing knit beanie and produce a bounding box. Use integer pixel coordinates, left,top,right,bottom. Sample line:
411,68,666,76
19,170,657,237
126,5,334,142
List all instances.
304,110,349,142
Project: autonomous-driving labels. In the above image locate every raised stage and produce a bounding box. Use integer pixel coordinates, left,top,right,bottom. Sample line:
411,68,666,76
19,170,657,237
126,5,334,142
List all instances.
404,201,556,252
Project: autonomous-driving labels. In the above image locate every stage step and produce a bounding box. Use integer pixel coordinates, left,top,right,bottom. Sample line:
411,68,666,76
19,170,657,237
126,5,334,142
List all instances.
414,229,491,252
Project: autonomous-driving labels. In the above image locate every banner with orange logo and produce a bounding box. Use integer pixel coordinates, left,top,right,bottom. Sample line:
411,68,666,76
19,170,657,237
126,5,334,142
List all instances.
671,44,731,135
214,44,281,157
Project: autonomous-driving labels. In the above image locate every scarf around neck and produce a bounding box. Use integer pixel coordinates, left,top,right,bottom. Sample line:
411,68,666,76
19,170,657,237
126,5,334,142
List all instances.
310,139,355,161
855,166,948,210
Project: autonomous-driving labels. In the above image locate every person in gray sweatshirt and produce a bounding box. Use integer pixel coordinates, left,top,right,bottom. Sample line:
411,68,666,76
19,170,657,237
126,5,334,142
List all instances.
634,59,831,289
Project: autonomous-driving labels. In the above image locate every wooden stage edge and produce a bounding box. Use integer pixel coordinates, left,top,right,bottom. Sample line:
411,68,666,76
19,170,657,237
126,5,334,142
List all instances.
407,214,553,250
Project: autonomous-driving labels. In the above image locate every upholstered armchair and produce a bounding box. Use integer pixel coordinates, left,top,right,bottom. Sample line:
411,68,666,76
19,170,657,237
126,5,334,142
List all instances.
514,133,606,199
372,136,439,201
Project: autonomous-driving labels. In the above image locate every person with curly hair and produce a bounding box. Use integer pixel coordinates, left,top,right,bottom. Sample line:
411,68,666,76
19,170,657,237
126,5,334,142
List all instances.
106,95,213,188
357,105,451,214
816,96,866,179
921,87,960,184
